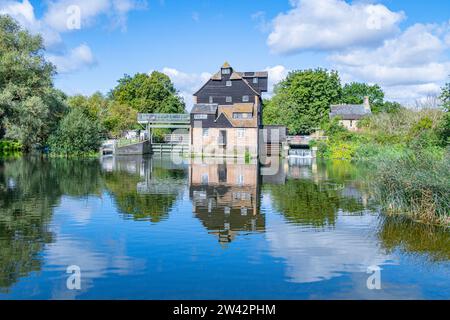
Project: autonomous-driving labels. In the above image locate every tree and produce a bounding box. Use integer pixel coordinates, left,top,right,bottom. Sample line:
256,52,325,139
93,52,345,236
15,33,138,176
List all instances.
67,92,109,121
110,71,185,113
440,80,450,111
48,108,105,155
341,82,385,113
103,101,138,137
0,15,65,149
263,69,342,134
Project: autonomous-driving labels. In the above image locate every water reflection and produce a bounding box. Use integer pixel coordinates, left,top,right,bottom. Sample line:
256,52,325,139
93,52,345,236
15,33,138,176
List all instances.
101,156,188,223
189,160,264,243
0,155,448,298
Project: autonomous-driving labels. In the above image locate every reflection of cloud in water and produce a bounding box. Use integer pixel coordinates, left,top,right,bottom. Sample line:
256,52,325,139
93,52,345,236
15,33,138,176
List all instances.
45,197,146,299
265,201,396,284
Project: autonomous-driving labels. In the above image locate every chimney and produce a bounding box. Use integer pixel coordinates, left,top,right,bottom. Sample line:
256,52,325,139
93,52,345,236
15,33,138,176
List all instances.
363,96,371,112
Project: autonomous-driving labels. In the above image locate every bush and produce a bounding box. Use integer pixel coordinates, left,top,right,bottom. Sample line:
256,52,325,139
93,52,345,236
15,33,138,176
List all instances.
0,140,23,153
48,108,105,156
374,152,450,225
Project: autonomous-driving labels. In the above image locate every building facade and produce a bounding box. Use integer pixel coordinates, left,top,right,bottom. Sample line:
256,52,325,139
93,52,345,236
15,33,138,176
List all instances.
190,63,268,157
329,96,372,131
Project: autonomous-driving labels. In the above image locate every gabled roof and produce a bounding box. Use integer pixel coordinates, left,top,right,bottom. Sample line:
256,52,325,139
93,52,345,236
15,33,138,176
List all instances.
217,103,258,128
222,61,231,68
191,103,218,114
329,104,371,120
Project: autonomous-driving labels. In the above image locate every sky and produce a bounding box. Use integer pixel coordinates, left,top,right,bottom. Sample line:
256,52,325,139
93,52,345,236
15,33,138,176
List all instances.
1,0,450,110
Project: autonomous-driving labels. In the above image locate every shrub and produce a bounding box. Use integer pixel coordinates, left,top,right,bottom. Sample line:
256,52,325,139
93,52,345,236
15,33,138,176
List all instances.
374,152,450,225
48,108,105,156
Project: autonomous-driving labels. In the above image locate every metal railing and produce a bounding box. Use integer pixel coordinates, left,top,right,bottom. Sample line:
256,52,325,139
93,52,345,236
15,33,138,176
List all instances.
138,113,190,123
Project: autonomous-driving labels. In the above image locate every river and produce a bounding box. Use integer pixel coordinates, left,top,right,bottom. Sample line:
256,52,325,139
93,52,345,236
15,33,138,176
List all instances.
0,155,448,299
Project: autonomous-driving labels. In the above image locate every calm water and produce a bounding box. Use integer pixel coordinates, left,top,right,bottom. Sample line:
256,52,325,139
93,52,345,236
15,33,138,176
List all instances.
0,155,449,300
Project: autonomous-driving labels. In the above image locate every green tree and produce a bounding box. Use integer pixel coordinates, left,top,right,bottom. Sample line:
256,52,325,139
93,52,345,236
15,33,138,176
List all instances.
0,15,65,149
103,101,138,137
441,79,450,111
341,82,385,112
48,108,105,155
67,92,109,121
110,71,185,113
263,69,342,134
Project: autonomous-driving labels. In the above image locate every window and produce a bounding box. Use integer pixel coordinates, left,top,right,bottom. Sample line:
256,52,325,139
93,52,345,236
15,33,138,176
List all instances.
242,95,249,102
226,80,232,87
253,77,258,84
233,112,252,119
226,96,232,103
237,128,245,138
201,173,209,184
209,96,213,103
222,68,231,75
237,174,244,185
202,128,209,137
349,120,353,128
194,114,208,120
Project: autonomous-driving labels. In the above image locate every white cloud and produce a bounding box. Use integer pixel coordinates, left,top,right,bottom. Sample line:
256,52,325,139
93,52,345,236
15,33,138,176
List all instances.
267,0,404,54
264,65,290,95
47,44,96,73
331,23,450,102
161,67,212,111
0,0,145,73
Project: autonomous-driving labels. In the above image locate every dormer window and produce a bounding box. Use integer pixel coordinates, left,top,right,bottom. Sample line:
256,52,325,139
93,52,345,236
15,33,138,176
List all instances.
253,77,258,84
226,96,232,103
226,80,232,87
209,96,213,103
222,68,231,75
242,95,249,102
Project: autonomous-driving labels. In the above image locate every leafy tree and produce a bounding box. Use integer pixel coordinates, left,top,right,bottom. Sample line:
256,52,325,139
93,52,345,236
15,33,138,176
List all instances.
48,108,105,155
441,80,450,111
0,15,65,149
67,92,109,121
263,69,342,134
341,82,385,112
103,101,138,137
110,71,185,113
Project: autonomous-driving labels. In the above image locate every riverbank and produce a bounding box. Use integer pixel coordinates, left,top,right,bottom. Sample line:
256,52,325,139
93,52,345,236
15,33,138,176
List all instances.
311,108,450,226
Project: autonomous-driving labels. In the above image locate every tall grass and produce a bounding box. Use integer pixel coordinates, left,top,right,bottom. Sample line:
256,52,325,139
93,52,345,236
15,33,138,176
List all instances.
374,151,450,225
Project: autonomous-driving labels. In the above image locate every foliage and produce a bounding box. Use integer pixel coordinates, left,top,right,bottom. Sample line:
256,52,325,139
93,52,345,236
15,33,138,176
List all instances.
102,101,138,137
440,80,450,111
263,68,342,134
48,108,105,155
341,82,384,112
0,139,22,153
111,71,186,113
436,111,450,146
0,15,66,149
374,152,450,225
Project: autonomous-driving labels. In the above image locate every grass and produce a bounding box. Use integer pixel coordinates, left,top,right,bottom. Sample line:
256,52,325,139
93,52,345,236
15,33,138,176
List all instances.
373,151,450,226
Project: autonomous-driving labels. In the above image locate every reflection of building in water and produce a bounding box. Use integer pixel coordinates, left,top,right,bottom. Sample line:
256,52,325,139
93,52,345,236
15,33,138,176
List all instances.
101,155,188,195
189,161,264,243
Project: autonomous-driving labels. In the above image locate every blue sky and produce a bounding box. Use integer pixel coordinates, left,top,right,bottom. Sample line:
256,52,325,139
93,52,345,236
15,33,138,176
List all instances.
1,0,450,109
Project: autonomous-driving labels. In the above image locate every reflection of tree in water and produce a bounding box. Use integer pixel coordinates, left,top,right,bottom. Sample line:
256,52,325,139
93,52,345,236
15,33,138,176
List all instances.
266,161,370,228
0,157,103,292
104,167,184,223
379,217,450,262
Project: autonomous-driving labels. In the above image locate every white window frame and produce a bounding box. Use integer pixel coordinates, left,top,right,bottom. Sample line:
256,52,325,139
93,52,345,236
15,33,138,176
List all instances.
226,96,232,103
194,114,208,120
226,80,232,87
209,96,213,103
253,77,258,84
242,95,249,102
222,68,231,75
202,128,209,137
237,128,245,138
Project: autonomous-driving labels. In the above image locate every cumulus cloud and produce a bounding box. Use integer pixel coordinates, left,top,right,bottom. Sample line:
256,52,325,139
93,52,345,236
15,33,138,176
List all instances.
0,0,145,73
267,0,404,54
331,23,450,102
47,44,96,73
161,67,212,110
264,65,290,95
